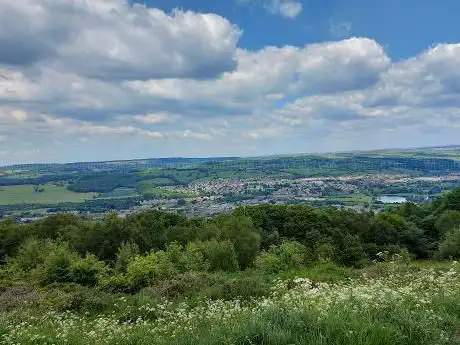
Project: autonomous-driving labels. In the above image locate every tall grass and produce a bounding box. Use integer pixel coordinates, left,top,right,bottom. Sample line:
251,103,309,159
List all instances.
1,263,459,345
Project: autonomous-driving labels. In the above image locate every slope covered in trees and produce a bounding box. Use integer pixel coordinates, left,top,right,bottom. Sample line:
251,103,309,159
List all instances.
0,188,459,289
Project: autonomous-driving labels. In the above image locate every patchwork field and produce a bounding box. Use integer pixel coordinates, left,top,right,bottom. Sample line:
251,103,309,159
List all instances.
0,184,97,205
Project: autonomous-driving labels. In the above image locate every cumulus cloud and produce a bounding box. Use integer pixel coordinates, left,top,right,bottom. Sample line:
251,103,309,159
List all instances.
239,0,302,19
266,0,303,18
367,43,460,108
133,112,177,125
0,0,241,80
40,114,167,138
1,1,459,161
128,38,390,115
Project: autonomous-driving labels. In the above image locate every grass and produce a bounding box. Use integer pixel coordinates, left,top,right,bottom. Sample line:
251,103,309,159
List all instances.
98,188,139,199
140,186,197,199
0,184,97,205
328,193,373,204
1,263,459,344
137,178,176,193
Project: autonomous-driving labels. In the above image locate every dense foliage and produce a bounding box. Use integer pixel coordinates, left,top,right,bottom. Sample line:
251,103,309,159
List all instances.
1,188,460,344
0,188,459,290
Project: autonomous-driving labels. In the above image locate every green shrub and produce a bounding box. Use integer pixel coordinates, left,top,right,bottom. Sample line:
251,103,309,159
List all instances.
216,215,261,269
255,251,282,273
126,251,177,288
37,242,78,285
39,284,117,313
182,242,210,272
8,238,54,272
199,239,239,272
98,273,133,293
255,240,308,273
114,242,139,274
69,253,107,286
152,271,216,299
435,210,460,236
437,227,460,259
317,243,335,263
220,275,270,300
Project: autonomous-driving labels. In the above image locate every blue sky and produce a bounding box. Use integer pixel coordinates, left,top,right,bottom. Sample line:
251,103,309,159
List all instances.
1,0,460,164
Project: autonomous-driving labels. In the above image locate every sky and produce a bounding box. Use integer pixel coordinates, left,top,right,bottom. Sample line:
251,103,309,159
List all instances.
1,0,460,164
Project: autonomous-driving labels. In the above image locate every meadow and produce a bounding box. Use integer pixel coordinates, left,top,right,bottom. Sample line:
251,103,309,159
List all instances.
0,184,97,205
1,263,459,345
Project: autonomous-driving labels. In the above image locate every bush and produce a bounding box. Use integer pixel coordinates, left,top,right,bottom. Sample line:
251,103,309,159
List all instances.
199,240,239,272
219,275,270,300
437,227,460,259
182,242,210,272
114,242,139,274
126,251,177,288
8,238,54,272
216,215,261,269
255,241,308,273
39,284,117,313
316,243,335,263
152,271,216,299
38,242,78,285
255,251,282,273
435,210,460,236
98,273,133,293
69,253,107,286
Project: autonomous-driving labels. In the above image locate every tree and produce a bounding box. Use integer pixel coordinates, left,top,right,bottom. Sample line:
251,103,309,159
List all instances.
38,242,79,285
199,239,239,272
435,210,460,236
441,187,460,211
256,240,308,273
216,215,261,269
0,219,28,264
114,242,139,274
69,253,107,286
437,227,460,259
8,238,54,272
333,233,366,267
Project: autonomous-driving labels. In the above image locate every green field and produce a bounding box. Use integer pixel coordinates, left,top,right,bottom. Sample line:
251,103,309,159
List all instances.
98,187,139,199
0,184,97,205
138,178,176,190
329,193,373,204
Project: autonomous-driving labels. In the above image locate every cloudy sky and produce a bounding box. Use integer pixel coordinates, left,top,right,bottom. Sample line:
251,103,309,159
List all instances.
1,0,460,164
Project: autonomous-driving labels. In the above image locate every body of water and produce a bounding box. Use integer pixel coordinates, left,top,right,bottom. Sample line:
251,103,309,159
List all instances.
376,195,408,204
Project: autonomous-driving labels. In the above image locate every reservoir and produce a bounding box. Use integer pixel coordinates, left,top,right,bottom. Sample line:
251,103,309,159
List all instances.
377,195,408,204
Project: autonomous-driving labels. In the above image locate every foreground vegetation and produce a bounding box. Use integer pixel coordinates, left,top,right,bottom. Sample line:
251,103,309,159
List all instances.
1,187,460,344
1,263,459,344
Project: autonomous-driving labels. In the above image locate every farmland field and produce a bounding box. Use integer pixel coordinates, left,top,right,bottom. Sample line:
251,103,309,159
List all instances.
0,184,97,205
98,187,139,199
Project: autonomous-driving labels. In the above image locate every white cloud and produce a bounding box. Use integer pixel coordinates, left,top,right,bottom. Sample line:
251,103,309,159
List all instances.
40,114,166,138
180,130,214,141
0,107,28,121
0,1,459,161
242,126,288,140
239,0,302,18
0,0,241,80
128,38,390,115
134,112,177,125
273,1,303,18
